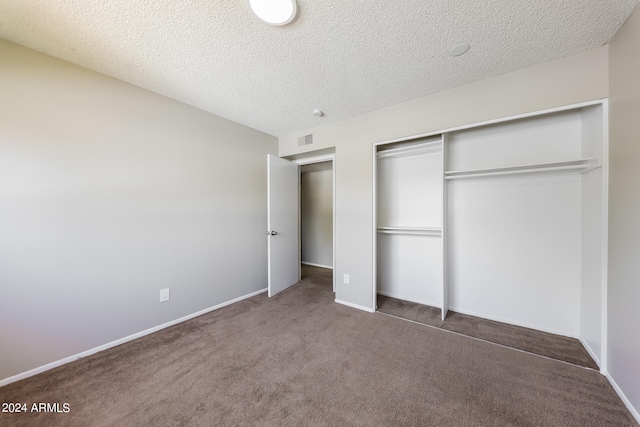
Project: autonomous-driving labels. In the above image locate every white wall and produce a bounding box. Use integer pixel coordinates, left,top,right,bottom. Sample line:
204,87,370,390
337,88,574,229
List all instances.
0,40,278,381
301,169,333,267
608,5,640,421
280,46,609,310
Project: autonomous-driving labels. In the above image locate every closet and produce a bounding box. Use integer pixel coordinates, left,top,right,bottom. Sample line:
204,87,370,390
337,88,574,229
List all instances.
376,137,444,310
375,101,607,364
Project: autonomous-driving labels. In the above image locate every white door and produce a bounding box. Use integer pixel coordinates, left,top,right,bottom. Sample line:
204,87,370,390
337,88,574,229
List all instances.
267,154,300,297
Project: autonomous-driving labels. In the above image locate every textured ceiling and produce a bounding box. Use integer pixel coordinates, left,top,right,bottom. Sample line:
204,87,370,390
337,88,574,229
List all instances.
0,0,638,136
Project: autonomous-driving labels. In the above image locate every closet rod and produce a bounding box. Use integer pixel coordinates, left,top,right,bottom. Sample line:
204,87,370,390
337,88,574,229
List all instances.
445,158,601,180
376,139,442,158
377,227,442,236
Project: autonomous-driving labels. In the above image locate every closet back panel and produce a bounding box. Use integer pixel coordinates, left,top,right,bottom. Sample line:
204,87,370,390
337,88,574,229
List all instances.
377,151,442,227
377,234,443,306
448,174,582,337
447,110,582,171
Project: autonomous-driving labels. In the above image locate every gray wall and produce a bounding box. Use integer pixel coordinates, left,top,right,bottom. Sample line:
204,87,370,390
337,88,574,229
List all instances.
301,169,333,268
280,46,609,310
608,5,640,418
0,40,278,381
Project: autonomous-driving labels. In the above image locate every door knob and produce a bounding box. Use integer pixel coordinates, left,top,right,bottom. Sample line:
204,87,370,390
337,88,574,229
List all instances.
266,231,277,235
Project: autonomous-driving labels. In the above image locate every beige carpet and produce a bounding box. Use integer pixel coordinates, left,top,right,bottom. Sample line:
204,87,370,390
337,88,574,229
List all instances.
0,265,636,426
377,295,599,369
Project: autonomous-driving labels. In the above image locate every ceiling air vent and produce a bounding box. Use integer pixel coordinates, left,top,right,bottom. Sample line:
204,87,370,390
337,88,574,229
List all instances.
297,134,313,147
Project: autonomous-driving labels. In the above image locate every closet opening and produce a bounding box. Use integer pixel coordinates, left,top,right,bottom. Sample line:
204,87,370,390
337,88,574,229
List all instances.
298,158,335,291
372,100,607,370
374,136,444,315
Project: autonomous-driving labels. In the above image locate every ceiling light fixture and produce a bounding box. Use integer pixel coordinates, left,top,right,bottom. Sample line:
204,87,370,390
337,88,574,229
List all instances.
313,109,324,117
249,0,297,26
449,43,470,57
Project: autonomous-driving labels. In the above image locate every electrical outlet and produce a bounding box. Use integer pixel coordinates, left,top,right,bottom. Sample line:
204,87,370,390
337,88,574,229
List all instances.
160,288,170,302
343,274,350,285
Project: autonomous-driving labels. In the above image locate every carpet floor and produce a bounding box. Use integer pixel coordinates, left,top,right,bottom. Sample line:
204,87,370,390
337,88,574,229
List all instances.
376,295,599,369
0,265,636,426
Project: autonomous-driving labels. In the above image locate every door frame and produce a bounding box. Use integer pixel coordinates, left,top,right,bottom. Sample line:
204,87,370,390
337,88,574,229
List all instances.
294,154,336,292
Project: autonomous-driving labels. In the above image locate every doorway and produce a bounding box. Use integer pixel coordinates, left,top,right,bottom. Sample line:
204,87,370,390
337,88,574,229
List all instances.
296,156,335,292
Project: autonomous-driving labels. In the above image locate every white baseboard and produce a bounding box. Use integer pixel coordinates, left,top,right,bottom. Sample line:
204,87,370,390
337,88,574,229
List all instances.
335,299,375,313
0,288,267,387
301,261,333,269
377,291,439,308
578,337,601,369
605,371,640,424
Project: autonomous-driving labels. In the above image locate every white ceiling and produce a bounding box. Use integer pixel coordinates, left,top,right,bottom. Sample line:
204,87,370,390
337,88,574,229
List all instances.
0,1,637,137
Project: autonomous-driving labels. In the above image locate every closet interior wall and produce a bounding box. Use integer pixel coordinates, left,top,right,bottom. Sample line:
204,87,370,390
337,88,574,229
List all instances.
374,101,607,366
376,137,444,310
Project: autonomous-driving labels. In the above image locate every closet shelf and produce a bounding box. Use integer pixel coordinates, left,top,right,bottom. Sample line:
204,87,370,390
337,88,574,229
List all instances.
376,139,442,159
377,226,442,236
444,158,601,180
